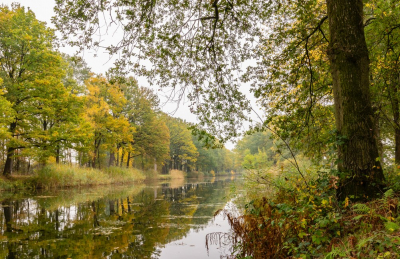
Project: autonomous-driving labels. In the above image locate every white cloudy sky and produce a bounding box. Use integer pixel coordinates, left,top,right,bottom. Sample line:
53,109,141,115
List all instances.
2,0,262,149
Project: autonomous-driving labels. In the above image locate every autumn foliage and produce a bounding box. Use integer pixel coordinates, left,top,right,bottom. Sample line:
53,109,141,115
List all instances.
0,5,237,179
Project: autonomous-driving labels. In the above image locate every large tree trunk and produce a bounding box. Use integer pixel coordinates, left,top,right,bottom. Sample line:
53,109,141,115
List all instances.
3,147,15,176
3,122,17,176
326,0,385,200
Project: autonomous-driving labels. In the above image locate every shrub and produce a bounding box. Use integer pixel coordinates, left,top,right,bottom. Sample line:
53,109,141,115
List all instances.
104,166,145,183
142,169,159,179
224,167,400,258
210,170,216,177
0,177,14,190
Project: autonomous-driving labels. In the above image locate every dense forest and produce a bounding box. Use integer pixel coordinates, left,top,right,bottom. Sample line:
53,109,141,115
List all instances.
0,5,236,177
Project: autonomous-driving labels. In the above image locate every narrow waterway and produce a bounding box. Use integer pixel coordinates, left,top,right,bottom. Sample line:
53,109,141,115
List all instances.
0,176,239,258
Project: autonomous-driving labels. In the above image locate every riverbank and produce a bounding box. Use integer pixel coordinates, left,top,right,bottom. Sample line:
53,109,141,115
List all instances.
228,165,400,258
0,165,185,191
0,165,235,191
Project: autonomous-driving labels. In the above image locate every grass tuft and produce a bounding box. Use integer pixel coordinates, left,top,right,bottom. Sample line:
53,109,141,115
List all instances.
169,169,186,179
32,164,145,189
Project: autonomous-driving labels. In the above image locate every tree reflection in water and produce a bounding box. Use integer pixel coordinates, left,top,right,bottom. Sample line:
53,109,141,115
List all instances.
0,177,235,258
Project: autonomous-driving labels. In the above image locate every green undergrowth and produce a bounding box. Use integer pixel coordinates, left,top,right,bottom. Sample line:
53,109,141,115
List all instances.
227,164,400,259
156,174,173,180
0,175,30,191
0,177,16,190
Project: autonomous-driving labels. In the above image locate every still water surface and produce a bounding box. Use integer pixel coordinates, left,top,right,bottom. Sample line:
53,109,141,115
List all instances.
0,177,238,258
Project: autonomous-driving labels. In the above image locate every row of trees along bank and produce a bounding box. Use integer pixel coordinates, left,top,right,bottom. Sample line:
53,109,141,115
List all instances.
0,5,236,177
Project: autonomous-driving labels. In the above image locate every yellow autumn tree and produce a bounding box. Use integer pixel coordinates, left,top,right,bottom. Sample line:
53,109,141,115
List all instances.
84,76,134,168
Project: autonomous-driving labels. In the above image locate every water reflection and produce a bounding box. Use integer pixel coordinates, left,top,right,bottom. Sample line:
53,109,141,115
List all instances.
0,177,235,258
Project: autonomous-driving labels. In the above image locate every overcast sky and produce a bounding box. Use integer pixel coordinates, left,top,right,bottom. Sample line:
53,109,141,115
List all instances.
2,0,263,150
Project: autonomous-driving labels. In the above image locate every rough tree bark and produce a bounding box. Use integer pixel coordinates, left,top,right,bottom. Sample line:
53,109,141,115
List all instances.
3,147,15,176
326,0,385,200
3,121,17,176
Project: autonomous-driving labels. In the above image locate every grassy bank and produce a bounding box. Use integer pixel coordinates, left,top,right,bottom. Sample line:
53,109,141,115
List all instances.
228,163,400,258
186,170,238,178
0,166,197,191
0,166,235,191
139,169,186,181
30,164,146,189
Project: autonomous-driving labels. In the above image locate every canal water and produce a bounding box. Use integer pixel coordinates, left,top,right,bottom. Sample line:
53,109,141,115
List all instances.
0,177,239,258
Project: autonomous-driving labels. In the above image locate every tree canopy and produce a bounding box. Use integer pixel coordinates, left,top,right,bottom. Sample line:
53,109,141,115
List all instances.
0,4,237,175
0,4,75,174
51,0,400,199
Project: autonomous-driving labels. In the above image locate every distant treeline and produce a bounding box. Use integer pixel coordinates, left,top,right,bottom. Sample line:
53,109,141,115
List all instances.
0,5,236,176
